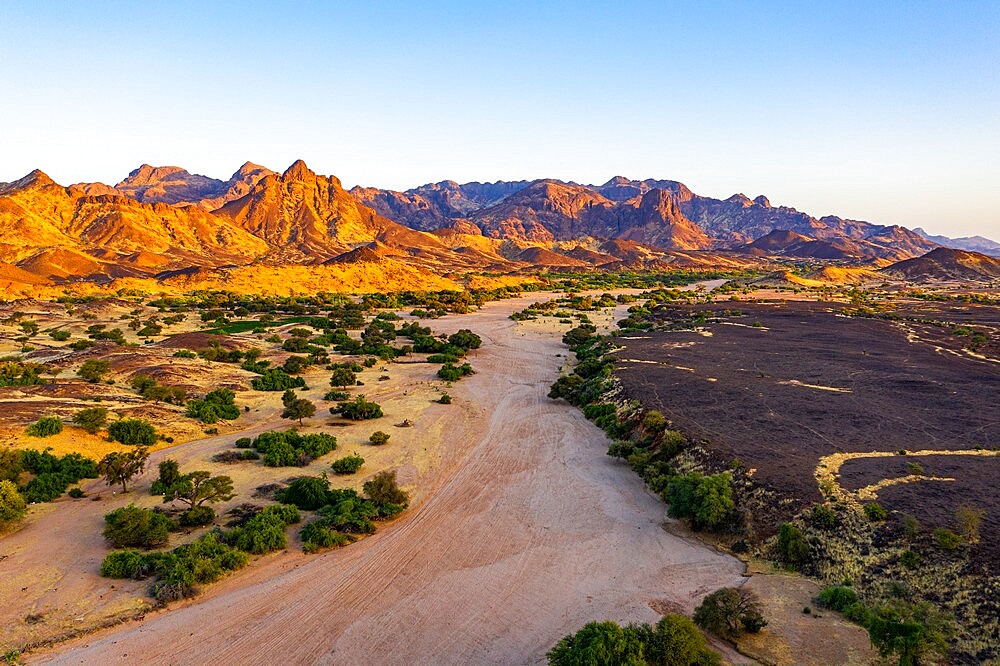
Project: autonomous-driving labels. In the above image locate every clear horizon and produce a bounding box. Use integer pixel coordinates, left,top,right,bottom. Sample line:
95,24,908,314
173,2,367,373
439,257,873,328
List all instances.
1,1,997,239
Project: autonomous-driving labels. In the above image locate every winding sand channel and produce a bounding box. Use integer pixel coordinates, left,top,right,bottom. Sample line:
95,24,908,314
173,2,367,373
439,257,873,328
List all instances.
37,287,745,665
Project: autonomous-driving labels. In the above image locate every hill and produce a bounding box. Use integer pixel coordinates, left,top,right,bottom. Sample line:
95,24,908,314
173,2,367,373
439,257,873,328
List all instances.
881,248,1000,282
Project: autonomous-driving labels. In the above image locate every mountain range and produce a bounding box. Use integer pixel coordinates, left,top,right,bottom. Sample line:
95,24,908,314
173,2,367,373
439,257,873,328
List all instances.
0,160,996,294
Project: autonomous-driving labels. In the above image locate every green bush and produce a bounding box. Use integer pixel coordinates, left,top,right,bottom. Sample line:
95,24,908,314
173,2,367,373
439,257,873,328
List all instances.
810,504,838,530
778,523,810,565
50,329,71,341
632,614,722,666
368,431,390,446
665,472,734,530
818,586,858,612
277,476,331,511
335,395,383,420
864,502,888,521
251,369,306,391
185,388,240,424
103,504,173,548
331,454,365,474
437,362,474,382
363,470,409,513
25,416,63,438
78,359,111,383
100,549,151,579
108,418,158,446
933,528,962,550
251,430,337,467
300,520,352,553
72,407,109,434
547,621,644,666
0,480,27,525
178,506,216,527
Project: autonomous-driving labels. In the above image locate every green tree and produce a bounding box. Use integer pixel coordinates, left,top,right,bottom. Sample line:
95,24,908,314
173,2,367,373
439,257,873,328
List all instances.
150,459,181,495
163,470,235,510
282,398,316,425
73,407,109,434
638,614,722,666
694,587,767,640
335,395,383,420
867,600,951,666
0,479,27,526
547,621,644,666
329,367,357,387
97,447,150,493
108,418,158,446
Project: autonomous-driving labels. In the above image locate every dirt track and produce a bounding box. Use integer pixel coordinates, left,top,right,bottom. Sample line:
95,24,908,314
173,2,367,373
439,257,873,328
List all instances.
32,289,747,665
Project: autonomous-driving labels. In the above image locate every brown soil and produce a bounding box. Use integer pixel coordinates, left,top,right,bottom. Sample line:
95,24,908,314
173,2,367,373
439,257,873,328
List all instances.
12,290,754,665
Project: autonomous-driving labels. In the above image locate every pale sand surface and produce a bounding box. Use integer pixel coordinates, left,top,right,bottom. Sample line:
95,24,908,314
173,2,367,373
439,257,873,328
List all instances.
23,285,750,664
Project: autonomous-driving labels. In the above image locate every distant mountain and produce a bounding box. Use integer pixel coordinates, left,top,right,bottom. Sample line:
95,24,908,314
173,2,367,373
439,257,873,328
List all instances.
912,228,1000,258
881,248,1000,282
74,162,276,210
354,175,939,260
734,228,925,262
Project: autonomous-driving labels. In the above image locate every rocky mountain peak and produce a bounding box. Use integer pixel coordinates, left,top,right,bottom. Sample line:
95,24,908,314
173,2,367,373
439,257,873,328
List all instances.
282,159,316,182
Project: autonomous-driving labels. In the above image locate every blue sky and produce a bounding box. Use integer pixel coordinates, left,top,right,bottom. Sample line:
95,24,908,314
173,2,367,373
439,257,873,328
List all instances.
1,1,997,237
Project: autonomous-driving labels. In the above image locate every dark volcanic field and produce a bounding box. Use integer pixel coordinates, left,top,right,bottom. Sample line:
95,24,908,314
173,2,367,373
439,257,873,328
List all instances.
613,300,1000,562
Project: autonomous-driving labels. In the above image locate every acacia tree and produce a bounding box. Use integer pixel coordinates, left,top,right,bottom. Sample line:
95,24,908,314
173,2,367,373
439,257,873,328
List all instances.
282,398,316,425
164,470,235,509
97,447,150,493
694,587,766,640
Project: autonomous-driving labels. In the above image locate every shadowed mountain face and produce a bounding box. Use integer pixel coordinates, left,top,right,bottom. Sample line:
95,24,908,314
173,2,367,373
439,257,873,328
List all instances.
881,247,1000,282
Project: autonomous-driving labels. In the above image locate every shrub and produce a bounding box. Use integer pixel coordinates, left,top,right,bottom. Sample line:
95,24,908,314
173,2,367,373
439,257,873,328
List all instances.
665,472,734,530
363,470,409,512
634,614,722,666
335,395,383,420
810,505,838,530
447,329,482,351
331,454,365,475
0,480,27,525
324,390,350,401
251,369,306,391
954,505,983,545
933,528,962,551
368,431,390,446
100,549,151,579
818,586,858,612
251,430,337,467
73,407,108,434
547,621,644,666
778,522,810,565
276,476,330,511
185,388,240,424
50,329,71,341
108,418,158,446
864,502,888,521
25,416,63,438
437,362,474,382
694,587,767,640
68,487,86,498
300,520,352,553
178,506,216,527
437,393,452,404
229,509,294,554
78,359,111,383
103,504,173,548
